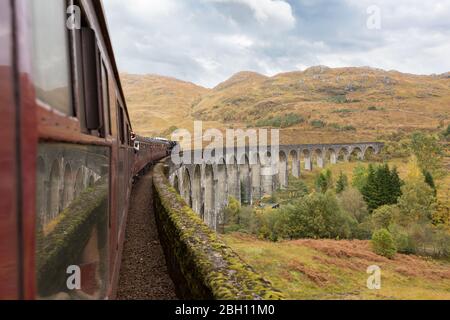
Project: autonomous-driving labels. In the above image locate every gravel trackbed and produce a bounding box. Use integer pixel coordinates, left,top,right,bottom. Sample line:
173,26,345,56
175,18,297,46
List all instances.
117,172,178,300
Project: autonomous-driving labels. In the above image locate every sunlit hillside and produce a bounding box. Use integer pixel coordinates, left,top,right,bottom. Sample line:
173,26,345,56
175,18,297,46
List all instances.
122,67,450,144
120,73,209,137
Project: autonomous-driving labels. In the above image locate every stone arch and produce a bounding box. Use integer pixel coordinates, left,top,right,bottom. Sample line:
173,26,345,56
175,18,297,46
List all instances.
227,156,240,202
173,174,180,194
350,147,363,161
363,146,376,161
250,153,261,201
278,151,288,189
62,163,74,210
182,168,192,207
204,164,216,229
216,159,228,232
37,157,46,225
74,167,85,199
239,154,251,205
48,160,61,223
288,149,300,178
337,147,350,162
192,165,202,216
313,149,324,168
88,175,95,187
260,151,274,195
325,148,337,165
301,149,312,171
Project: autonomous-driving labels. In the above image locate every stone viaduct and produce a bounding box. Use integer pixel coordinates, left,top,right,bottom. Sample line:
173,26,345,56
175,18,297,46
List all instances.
36,144,108,227
169,142,383,231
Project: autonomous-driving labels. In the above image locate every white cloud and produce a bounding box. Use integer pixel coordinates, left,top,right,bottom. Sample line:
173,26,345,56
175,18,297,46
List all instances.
208,0,295,29
103,0,450,87
215,34,254,48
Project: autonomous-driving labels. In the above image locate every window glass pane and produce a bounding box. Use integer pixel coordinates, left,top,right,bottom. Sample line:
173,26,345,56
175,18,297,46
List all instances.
118,106,125,144
29,0,72,114
101,62,110,135
36,143,109,299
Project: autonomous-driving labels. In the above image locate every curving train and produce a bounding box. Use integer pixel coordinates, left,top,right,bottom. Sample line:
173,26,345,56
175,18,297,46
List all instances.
0,0,174,299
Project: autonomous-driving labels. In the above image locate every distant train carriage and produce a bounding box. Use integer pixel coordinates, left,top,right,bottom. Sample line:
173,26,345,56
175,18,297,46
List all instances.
0,0,172,300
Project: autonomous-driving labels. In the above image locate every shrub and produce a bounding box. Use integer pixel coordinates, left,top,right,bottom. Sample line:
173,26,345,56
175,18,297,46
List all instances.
315,169,333,193
396,180,436,226
255,113,304,128
423,170,437,196
280,191,355,239
443,124,450,141
311,120,326,128
224,196,241,225
389,224,416,254
371,205,397,230
335,172,349,193
371,229,397,259
329,95,348,104
338,187,368,223
410,132,443,175
352,164,368,192
406,223,450,258
342,125,357,131
431,225,450,258
353,218,373,240
257,208,282,242
332,108,353,114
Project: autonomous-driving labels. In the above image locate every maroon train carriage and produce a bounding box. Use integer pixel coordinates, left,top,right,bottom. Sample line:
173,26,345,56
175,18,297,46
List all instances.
0,0,172,300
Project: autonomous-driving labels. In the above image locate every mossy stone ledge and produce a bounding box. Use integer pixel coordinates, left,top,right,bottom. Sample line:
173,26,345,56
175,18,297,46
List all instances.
152,162,284,300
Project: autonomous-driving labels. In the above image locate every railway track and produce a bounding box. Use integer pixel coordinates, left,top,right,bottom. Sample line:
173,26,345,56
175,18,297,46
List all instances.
117,171,178,300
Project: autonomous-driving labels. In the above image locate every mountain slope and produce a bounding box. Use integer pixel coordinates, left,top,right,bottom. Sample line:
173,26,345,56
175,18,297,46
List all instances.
121,73,210,136
193,66,450,143
122,67,450,144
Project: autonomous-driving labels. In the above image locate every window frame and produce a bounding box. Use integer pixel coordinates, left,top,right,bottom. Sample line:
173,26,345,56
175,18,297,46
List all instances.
30,0,75,116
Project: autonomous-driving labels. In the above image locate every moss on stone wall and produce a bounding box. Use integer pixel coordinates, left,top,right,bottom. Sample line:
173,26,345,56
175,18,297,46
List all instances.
152,163,284,300
36,181,108,297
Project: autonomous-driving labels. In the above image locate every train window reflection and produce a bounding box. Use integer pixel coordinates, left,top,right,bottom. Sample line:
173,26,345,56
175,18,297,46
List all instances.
29,0,72,114
35,143,109,300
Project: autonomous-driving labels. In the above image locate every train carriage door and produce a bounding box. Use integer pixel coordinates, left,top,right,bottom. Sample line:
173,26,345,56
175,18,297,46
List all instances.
29,0,111,300
117,103,126,240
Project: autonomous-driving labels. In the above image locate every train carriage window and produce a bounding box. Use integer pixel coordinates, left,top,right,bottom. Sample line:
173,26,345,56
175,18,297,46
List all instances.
70,2,107,137
118,104,125,145
101,61,111,136
126,125,132,146
35,143,110,299
29,0,73,114
80,27,103,135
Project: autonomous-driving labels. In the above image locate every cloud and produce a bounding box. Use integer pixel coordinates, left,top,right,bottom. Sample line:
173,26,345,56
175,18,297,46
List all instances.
208,0,295,30
103,0,450,87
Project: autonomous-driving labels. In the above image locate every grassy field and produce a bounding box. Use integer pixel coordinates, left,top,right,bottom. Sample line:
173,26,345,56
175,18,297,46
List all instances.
222,233,450,300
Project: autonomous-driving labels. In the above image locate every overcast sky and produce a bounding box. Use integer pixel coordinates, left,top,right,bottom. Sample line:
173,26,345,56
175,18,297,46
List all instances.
103,0,450,88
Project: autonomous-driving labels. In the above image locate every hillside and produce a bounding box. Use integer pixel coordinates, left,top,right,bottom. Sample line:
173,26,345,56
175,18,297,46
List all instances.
223,233,450,300
122,67,450,144
120,73,209,136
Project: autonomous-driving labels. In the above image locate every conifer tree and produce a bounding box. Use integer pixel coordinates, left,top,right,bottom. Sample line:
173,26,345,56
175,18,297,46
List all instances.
362,164,403,212
362,164,378,212
336,172,349,194
352,164,368,191
423,170,437,196
376,164,391,206
389,166,403,203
